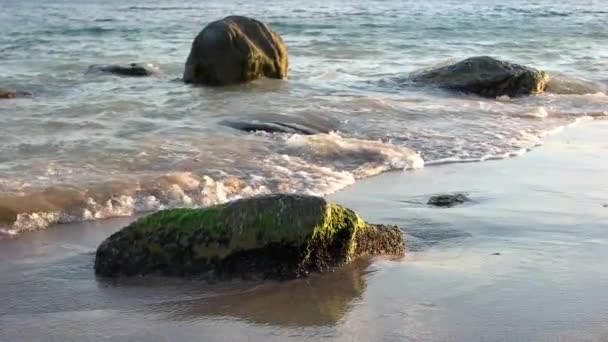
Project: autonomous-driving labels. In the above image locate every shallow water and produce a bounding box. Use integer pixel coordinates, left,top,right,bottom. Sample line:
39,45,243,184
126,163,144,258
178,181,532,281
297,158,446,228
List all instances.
1,0,608,233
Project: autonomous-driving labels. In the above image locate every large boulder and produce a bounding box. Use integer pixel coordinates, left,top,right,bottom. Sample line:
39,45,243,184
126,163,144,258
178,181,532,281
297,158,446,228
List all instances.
412,56,549,98
183,16,288,86
95,194,403,279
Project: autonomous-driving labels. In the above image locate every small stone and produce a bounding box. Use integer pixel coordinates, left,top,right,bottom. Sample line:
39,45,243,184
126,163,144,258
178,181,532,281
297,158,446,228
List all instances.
492,252,501,256
0,89,17,99
427,193,470,207
0,89,32,99
87,63,158,77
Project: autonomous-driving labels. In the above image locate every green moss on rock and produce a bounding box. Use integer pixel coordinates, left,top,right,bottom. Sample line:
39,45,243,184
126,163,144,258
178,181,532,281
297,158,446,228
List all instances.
94,194,404,280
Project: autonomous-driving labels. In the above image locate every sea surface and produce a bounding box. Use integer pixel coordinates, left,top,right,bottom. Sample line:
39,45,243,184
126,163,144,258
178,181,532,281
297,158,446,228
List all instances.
0,0,607,234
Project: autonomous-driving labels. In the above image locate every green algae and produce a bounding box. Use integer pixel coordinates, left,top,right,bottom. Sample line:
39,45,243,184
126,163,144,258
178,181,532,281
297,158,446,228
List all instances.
303,203,367,265
94,194,399,279
115,195,344,261
130,205,226,237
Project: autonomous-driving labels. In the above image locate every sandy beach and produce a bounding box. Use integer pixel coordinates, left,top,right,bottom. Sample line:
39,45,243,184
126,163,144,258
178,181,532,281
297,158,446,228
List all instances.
1,120,607,341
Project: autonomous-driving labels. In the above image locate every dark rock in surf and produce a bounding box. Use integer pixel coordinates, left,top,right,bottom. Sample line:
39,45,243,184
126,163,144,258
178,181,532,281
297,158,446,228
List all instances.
94,194,404,280
221,113,339,135
0,89,16,99
0,89,31,99
183,16,288,85
87,63,158,77
221,120,328,135
411,56,549,98
427,193,470,207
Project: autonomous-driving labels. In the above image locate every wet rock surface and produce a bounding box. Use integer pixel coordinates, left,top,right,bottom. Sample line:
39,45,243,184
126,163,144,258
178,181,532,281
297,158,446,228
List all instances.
427,193,470,207
0,89,32,99
183,16,288,86
95,194,404,280
411,56,549,98
87,63,158,77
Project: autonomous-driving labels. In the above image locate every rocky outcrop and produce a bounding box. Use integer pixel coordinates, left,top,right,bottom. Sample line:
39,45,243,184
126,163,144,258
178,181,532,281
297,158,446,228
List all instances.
94,194,404,280
427,193,470,207
412,56,549,98
87,63,158,77
183,16,288,86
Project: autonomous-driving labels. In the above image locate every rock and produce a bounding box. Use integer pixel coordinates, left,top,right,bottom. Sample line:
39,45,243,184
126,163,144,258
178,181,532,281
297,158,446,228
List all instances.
0,89,32,99
222,120,320,135
87,63,158,77
95,194,404,279
427,193,470,207
221,119,335,135
0,89,16,99
183,16,288,86
221,113,339,135
492,252,501,256
412,56,549,98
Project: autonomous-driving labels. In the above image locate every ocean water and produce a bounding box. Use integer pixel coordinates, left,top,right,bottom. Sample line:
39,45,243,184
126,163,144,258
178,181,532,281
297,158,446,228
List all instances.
1,0,607,234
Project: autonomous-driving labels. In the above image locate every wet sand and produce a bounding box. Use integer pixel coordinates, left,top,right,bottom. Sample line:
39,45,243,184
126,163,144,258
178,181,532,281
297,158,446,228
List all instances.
1,121,608,341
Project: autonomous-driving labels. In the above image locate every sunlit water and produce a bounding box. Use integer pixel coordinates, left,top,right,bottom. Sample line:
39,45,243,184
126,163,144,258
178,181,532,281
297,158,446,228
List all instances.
0,0,607,234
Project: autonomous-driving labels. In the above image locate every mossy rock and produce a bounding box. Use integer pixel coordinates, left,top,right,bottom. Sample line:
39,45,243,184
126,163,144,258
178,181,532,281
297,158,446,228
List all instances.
412,56,549,98
183,16,288,86
94,194,404,279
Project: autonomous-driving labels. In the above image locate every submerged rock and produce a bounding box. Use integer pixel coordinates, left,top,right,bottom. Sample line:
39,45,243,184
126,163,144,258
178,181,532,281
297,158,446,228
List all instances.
222,120,321,135
412,56,549,98
221,113,339,135
0,89,31,99
183,16,288,86
87,63,158,77
0,89,16,99
427,193,470,207
94,194,404,279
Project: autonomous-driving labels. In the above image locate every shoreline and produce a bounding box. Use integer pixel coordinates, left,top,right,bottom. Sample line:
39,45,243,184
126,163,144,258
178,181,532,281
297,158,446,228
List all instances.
0,114,600,239
1,120,608,341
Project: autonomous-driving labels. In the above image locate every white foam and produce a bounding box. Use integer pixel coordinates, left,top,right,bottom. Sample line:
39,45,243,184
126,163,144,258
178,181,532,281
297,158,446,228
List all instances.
282,132,424,176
